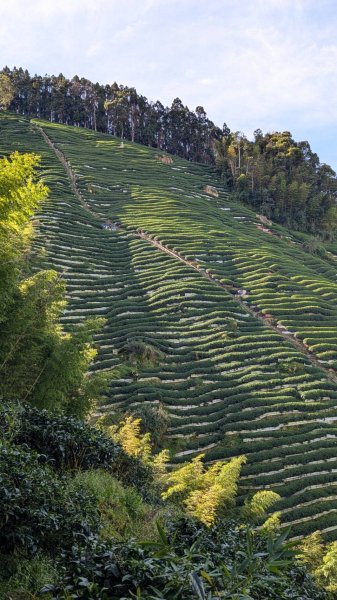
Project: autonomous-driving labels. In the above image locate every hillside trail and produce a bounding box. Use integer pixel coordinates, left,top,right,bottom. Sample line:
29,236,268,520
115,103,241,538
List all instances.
36,124,337,386
36,125,102,220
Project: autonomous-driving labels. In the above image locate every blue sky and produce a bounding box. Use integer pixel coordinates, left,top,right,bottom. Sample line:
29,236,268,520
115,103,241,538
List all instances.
1,0,337,169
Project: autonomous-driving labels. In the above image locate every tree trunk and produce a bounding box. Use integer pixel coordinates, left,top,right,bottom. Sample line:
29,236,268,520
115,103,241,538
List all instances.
93,103,97,132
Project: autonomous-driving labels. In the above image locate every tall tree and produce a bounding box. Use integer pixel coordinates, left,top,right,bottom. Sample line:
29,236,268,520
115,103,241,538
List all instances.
104,85,129,139
2,67,222,165
0,73,14,109
214,128,337,234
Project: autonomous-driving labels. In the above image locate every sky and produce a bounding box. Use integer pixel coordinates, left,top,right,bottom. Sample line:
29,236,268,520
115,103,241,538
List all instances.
1,0,337,169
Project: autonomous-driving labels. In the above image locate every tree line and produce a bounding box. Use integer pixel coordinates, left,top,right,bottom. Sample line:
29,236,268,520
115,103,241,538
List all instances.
1,67,337,236
214,129,337,235
0,67,224,164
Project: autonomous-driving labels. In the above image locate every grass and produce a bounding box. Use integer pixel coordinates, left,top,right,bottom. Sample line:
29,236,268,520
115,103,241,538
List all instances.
0,553,57,599
69,469,164,541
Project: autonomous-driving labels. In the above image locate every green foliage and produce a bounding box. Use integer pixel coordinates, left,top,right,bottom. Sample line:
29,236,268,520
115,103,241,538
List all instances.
0,269,106,414
0,405,156,596
108,415,169,485
0,400,329,599
302,236,328,257
0,403,153,492
0,150,47,231
162,453,246,526
300,531,337,594
3,67,221,163
0,140,331,595
3,115,337,541
243,490,281,523
315,542,337,593
70,470,161,541
0,554,58,599
11,403,121,470
0,270,66,399
118,338,164,368
130,403,170,451
45,518,327,599
0,151,48,324
109,415,153,462
215,130,337,235
27,315,107,417
0,441,99,555
0,151,106,416
104,88,130,139
278,359,305,374
0,74,14,109
260,511,282,535
299,530,326,573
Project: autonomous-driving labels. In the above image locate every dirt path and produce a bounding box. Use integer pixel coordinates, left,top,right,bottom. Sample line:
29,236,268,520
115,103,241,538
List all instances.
37,124,337,386
138,232,337,383
36,125,101,220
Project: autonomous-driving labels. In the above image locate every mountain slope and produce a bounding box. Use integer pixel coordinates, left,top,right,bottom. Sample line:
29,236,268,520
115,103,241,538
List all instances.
2,112,337,539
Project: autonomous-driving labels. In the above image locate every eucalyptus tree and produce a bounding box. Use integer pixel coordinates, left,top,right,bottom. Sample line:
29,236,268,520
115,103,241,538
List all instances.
0,73,14,109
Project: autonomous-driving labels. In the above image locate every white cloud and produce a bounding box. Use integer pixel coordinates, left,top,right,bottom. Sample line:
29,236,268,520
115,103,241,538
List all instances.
86,43,103,58
199,78,216,86
114,25,137,42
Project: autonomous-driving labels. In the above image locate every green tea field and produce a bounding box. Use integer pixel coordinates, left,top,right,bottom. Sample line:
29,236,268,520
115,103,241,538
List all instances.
2,112,337,538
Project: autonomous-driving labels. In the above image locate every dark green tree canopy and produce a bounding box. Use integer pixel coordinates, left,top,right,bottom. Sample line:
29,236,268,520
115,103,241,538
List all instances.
2,66,221,164
214,129,337,235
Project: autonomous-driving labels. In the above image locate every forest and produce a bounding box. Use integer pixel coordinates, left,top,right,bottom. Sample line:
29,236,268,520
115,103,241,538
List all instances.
1,67,337,236
0,67,222,164
214,130,337,236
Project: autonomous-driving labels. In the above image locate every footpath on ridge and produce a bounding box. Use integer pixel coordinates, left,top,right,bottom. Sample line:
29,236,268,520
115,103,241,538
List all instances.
36,124,337,387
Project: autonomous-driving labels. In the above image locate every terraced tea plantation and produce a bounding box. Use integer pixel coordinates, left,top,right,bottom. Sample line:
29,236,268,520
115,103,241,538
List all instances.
2,112,337,539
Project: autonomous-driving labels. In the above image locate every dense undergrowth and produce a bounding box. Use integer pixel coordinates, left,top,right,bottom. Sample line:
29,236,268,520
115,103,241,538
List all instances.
0,401,330,599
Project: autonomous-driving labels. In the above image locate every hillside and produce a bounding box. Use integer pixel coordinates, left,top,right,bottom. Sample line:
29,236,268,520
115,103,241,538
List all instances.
2,112,337,540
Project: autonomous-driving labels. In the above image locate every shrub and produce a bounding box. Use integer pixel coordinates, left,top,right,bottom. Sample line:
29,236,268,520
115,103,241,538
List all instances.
0,554,58,599
70,470,162,541
1,403,154,494
44,518,328,600
0,442,99,555
162,453,246,526
130,403,170,450
14,404,121,471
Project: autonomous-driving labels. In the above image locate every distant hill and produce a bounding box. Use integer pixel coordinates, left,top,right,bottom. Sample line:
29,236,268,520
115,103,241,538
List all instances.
2,112,337,539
